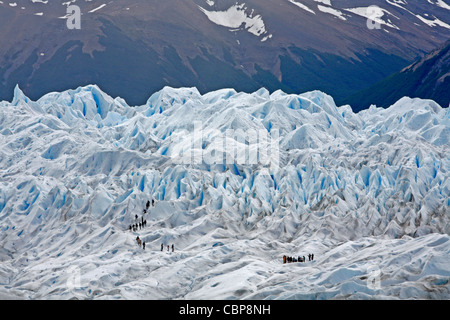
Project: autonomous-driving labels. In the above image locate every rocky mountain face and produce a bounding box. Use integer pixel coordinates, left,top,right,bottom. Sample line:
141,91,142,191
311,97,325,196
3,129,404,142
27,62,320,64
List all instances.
345,40,450,111
0,0,449,107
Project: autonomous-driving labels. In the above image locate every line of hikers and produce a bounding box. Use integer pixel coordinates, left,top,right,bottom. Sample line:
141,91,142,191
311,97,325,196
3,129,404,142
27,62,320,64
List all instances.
129,216,147,231
132,199,177,253
161,243,175,252
283,253,314,264
146,199,154,211
128,199,155,232
141,199,154,216
134,237,175,253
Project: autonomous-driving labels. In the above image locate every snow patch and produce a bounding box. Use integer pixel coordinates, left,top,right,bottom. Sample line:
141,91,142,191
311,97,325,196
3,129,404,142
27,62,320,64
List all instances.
0,85,448,300
198,3,272,41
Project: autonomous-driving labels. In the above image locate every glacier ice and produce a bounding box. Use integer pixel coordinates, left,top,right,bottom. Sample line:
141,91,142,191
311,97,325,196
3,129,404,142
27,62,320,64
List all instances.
0,85,448,299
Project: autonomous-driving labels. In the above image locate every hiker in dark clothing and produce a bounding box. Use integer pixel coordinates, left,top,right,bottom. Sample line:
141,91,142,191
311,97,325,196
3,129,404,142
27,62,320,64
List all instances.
143,242,146,250
146,200,150,209
152,199,155,206
161,243,164,251
136,236,142,247
308,254,311,261
311,254,314,261
172,244,174,252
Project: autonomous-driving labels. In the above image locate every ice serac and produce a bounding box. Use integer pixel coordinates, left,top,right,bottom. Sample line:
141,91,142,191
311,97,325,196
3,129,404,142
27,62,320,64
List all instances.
0,84,449,299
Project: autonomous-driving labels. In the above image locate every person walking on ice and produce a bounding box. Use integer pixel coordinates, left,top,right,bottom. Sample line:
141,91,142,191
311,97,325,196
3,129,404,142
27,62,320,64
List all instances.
136,236,142,247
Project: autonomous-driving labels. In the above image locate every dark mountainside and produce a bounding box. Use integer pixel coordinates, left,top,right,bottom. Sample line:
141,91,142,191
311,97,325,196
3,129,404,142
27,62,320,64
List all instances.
344,40,450,111
0,0,449,108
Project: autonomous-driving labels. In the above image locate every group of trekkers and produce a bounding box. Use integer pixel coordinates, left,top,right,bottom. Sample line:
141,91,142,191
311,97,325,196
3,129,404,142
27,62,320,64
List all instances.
161,243,175,252
128,199,155,231
129,215,147,231
283,253,314,264
130,199,155,249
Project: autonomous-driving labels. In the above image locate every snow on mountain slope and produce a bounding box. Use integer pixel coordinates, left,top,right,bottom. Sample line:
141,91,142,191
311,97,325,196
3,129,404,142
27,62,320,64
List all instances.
288,0,316,14
3,0,449,33
0,85,449,299
197,2,272,41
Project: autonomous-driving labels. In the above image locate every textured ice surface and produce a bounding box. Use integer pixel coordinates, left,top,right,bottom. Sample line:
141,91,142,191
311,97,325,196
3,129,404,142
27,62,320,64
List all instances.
0,85,448,299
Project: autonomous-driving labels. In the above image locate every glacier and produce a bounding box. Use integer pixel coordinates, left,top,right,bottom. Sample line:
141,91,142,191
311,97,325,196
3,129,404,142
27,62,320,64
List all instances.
0,84,448,299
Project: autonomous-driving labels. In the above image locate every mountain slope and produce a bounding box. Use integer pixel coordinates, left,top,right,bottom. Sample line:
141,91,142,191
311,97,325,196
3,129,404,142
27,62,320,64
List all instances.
0,85,449,299
0,0,449,107
344,40,450,111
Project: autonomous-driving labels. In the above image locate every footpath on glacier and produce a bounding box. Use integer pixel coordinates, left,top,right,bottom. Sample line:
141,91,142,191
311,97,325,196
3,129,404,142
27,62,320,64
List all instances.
0,84,448,299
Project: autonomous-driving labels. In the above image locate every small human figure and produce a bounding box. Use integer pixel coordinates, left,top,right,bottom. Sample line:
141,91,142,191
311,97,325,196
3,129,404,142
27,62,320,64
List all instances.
152,199,155,206
311,253,314,261
143,242,146,250
172,244,174,252
161,243,164,251
283,255,286,264
136,236,142,247
167,245,169,252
